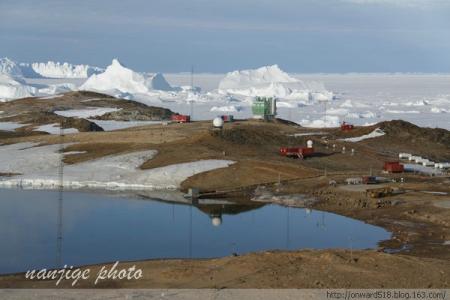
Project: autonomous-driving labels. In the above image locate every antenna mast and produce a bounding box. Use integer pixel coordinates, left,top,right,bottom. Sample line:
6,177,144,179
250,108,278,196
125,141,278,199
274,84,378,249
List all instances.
56,121,64,268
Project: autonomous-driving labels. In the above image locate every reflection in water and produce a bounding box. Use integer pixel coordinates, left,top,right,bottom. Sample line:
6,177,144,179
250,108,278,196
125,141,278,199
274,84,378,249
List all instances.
0,189,390,275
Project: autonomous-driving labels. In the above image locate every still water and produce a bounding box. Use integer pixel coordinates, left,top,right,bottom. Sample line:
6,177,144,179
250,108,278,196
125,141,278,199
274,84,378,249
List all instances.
0,189,390,275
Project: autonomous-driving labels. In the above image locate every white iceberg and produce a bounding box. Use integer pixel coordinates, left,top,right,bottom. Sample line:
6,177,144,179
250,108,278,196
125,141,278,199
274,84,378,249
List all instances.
210,105,242,112
38,83,77,95
19,61,103,78
299,115,340,128
0,74,36,101
0,57,24,79
80,59,175,95
218,65,333,101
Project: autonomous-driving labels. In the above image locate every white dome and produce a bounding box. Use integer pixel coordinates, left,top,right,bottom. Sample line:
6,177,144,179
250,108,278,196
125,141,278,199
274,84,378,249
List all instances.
212,217,222,226
213,117,224,128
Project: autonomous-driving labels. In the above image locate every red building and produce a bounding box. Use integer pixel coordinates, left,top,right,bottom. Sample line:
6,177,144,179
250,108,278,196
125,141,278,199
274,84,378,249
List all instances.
341,122,354,131
384,161,404,173
171,114,190,123
279,147,314,159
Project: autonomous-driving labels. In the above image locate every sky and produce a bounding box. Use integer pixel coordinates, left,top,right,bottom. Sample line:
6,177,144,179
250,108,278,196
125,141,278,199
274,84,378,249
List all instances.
1,0,450,73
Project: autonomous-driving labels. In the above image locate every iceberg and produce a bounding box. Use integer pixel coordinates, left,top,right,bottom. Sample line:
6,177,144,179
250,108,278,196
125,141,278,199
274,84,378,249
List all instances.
0,74,36,101
218,65,333,101
0,57,24,79
19,61,103,78
80,59,175,95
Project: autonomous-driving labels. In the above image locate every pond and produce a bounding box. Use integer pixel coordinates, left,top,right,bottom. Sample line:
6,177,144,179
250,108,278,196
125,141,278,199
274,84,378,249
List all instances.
0,189,390,275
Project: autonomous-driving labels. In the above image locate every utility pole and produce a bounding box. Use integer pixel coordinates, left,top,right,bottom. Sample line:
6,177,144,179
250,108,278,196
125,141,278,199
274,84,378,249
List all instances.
190,65,195,120
190,65,194,91
56,121,64,268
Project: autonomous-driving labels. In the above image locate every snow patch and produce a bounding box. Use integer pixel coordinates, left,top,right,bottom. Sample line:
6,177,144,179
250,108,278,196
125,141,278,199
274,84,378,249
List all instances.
55,107,121,118
33,124,79,134
340,128,385,142
88,119,163,131
0,121,27,131
0,143,235,190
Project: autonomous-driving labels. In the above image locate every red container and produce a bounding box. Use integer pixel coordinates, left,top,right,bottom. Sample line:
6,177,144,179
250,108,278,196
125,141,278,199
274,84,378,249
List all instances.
341,122,354,131
280,147,314,159
362,176,378,184
171,114,190,123
384,161,404,173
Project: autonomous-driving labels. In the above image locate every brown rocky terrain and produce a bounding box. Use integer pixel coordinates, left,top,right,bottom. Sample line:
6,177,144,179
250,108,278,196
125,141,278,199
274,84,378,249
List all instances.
0,106,449,288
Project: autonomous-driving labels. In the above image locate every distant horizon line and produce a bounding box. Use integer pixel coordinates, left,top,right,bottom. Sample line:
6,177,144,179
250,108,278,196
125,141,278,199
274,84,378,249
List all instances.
3,56,450,76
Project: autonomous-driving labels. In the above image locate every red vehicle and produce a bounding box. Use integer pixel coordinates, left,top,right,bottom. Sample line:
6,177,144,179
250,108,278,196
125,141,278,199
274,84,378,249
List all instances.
279,147,314,159
362,176,378,184
220,115,234,122
171,114,190,123
341,121,354,131
384,161,404,173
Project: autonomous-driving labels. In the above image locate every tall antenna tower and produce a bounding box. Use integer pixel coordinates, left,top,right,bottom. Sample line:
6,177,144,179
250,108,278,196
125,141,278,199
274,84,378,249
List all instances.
189,65,194,120
56,121,64,268
190,65,194,91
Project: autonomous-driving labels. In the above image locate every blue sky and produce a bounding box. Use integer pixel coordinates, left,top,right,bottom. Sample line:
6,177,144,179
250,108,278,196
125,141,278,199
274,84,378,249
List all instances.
1,0,450,73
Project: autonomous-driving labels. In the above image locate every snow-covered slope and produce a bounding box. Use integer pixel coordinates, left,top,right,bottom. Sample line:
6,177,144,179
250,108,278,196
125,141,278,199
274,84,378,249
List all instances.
0,143,235,190
218,65,333,101
80,59,175,95
340,128,385,142
19,61,103,78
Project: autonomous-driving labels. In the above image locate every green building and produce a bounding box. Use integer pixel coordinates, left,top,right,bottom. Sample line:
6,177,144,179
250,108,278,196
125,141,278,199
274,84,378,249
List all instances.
252,97,277,120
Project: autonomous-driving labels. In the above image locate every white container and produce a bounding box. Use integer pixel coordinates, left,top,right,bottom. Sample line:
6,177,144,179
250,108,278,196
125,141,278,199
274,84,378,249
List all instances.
399,153,412,159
